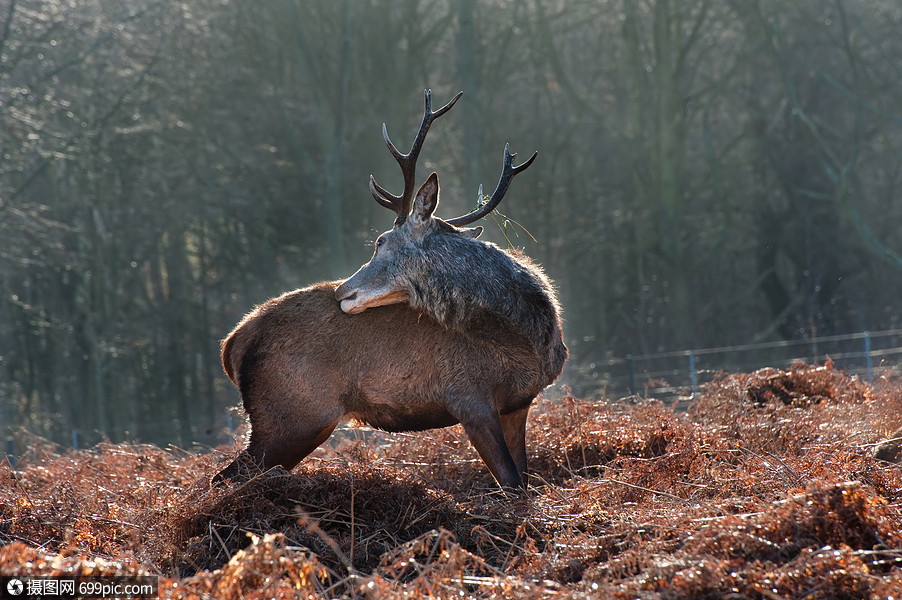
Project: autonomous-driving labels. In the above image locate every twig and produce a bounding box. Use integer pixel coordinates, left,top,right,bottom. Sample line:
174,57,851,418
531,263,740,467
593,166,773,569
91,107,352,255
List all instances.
208,521,231,559
738,446,802,487
752,583,790,600
761,450,803,485
349,474,355,567
295,507,356,575
603,478,689,504
502,521,531,571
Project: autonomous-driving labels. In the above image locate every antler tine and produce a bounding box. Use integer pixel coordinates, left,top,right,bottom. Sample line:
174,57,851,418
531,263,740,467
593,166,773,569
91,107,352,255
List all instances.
446,144,538,227
369,175,397,211
370,90,463,225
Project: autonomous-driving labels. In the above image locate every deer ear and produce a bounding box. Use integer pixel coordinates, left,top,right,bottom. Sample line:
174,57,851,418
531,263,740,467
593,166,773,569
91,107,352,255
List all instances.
459,225,483,239
409,172,439,227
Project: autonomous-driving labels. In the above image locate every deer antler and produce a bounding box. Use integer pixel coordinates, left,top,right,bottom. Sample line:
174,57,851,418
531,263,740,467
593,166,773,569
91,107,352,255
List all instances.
370,89,463,225
446,144,537,227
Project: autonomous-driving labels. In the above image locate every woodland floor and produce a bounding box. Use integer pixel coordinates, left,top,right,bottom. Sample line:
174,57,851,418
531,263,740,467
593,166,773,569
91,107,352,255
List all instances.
2,361,902,599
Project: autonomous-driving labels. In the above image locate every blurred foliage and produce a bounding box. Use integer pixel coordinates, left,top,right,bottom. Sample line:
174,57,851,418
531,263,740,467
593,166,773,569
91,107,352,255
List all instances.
1,0,901,446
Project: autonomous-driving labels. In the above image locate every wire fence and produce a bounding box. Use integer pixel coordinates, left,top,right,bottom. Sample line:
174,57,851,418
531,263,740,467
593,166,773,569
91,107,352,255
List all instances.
578,329,902,403
4,330,902,461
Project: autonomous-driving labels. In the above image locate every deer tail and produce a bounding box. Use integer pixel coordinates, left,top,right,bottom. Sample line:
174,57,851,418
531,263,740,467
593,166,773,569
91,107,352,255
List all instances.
220,334,238,386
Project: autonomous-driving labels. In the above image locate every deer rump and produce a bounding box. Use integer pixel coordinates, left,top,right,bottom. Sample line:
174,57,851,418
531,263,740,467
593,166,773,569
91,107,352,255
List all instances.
216,280,566,488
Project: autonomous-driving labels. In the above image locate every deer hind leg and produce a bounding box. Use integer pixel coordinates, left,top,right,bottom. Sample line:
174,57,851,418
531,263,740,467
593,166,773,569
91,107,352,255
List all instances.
457,403,524,489
213,407,340,485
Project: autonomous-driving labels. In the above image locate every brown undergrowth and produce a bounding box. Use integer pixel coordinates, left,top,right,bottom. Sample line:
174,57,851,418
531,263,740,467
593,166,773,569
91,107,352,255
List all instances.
2,362,901,598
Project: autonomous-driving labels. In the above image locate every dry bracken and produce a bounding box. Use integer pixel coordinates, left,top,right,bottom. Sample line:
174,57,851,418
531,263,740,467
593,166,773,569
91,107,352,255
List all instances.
2,361,901,599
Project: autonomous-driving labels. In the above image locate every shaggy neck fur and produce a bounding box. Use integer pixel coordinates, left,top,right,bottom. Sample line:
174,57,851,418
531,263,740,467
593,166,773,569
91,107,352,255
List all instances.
402,222,565,377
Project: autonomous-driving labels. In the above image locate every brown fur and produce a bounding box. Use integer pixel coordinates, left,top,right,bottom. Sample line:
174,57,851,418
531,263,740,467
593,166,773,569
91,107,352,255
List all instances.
214,280,566,488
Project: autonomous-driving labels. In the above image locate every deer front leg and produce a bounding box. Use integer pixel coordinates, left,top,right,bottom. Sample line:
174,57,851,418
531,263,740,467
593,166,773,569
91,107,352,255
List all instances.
500,405,529,477
456,403,523,489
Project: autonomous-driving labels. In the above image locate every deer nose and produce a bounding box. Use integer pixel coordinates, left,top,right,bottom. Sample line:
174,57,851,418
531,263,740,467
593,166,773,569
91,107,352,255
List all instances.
334,283,356,302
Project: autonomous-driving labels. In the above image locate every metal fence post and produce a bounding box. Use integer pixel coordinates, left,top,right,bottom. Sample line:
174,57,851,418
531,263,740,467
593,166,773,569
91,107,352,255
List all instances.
5,437,15,468
689,350,699,396
864,331,873,385
627,355,635,395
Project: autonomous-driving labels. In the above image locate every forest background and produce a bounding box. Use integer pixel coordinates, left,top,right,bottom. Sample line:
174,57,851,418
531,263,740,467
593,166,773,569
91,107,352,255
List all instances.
2,0,901,449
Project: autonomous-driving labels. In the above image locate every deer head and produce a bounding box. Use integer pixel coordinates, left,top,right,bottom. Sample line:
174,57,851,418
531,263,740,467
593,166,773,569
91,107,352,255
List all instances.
335,90,537,315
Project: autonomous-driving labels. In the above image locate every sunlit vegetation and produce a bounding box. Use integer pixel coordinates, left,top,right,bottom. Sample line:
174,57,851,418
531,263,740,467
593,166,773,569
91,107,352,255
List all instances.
3,362,901,598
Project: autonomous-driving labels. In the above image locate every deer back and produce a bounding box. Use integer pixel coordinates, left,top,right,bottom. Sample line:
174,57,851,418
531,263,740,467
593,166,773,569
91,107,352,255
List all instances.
221,281,562,432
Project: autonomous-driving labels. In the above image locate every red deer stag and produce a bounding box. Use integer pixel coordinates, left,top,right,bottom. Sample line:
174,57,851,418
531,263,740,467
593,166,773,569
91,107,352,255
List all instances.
214,91,567,488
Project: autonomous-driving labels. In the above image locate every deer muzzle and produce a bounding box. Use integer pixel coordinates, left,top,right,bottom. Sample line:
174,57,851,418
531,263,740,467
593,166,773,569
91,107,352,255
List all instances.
334,282,408,314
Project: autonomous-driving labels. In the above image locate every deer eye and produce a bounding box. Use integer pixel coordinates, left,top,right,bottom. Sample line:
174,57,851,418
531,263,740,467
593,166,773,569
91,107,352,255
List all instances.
375,236,386,248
